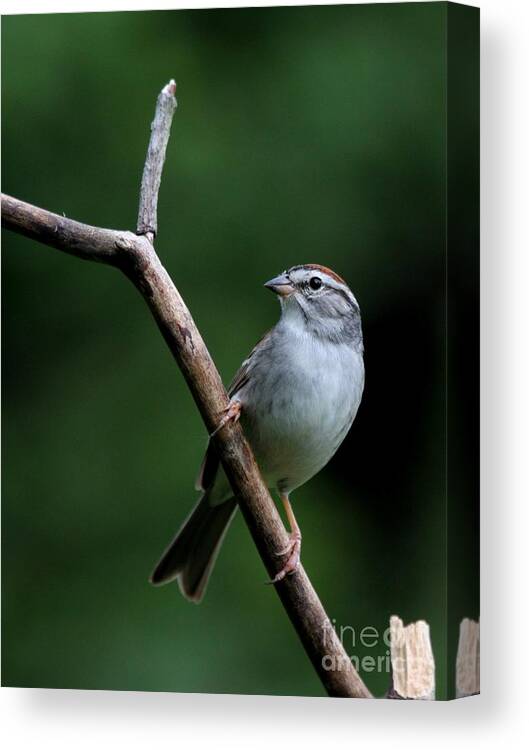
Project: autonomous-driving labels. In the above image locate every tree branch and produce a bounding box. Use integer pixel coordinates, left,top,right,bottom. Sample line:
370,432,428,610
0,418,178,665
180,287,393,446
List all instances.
0,193,131,264
137,79,177,239
1,80,372,699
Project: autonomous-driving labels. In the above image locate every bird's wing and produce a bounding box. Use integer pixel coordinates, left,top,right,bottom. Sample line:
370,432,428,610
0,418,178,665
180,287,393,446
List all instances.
195,329,272,492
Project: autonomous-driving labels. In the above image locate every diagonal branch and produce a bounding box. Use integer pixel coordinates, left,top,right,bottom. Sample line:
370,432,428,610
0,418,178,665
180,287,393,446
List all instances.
1,80,372,699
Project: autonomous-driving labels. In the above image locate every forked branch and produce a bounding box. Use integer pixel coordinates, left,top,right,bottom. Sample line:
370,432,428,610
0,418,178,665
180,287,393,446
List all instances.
1,80,372,699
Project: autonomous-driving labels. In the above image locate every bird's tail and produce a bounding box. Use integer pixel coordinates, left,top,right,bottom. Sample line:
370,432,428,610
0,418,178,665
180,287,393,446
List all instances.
150,492,237,603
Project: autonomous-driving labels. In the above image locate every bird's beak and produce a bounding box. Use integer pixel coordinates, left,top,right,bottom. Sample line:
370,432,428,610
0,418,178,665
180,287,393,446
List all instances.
264,273,295,297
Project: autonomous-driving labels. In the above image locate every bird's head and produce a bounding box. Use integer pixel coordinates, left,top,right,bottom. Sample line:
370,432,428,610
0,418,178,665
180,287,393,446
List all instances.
264,264,362,348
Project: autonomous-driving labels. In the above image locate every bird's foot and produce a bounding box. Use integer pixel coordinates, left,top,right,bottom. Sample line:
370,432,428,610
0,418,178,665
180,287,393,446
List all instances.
210,400,241,438
270,530,302,583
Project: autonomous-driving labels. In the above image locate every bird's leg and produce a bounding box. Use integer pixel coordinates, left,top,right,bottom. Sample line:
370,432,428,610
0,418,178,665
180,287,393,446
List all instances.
210,399,241,438
271,493,302,583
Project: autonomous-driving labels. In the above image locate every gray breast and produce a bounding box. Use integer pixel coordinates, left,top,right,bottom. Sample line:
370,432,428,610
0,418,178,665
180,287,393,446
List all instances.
240,331,364,493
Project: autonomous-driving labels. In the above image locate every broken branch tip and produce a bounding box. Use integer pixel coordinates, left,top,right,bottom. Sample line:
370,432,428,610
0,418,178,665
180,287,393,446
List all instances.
163,79,177,97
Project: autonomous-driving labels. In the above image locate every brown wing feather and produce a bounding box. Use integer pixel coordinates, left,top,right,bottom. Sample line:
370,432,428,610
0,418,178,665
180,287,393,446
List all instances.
195,329,273,492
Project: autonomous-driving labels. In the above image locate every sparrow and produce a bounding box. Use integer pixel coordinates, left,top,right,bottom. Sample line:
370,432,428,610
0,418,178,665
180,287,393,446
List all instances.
150,264,364,601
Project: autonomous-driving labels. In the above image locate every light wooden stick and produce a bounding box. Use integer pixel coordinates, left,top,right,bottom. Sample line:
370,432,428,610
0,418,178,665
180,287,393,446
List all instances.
388,615,435,700
456,618,480,697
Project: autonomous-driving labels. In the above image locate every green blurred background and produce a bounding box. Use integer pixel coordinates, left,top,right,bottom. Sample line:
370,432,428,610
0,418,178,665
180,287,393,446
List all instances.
2,3,478,698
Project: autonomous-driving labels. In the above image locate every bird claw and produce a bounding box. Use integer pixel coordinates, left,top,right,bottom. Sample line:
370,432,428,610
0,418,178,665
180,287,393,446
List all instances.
268,532,302,584
210,400,241,438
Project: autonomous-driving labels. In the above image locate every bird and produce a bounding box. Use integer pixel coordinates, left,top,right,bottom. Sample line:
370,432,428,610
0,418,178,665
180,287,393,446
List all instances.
150,264,364,602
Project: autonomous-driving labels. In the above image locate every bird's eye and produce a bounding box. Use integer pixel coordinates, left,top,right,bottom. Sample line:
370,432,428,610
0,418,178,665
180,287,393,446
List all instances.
309,276,322,290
